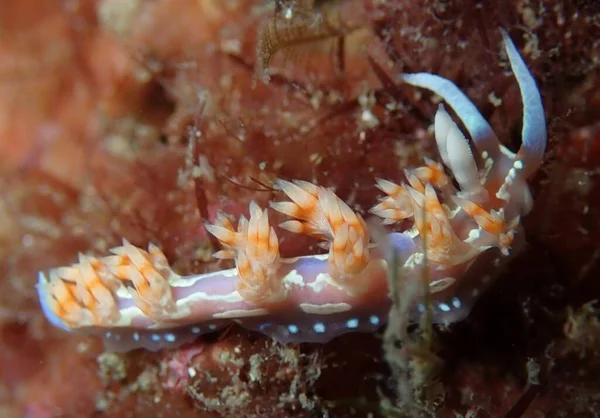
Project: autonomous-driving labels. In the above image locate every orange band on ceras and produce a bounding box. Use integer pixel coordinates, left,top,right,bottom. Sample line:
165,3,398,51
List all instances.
101,240,176,319
205,201,285,304
270,179,371,284
42,240,177,328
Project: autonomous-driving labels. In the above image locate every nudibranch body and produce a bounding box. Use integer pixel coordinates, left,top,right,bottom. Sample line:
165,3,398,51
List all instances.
37,30,547,352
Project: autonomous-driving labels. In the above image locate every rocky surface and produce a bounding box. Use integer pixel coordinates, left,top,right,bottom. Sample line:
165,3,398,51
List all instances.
1,1,599,417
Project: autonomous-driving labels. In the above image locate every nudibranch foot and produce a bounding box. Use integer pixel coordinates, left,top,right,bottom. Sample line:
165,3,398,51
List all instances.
98,325,220,353
237,309,388,344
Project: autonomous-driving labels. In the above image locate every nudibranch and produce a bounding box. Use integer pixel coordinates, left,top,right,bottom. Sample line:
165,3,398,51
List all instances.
37,30,547,352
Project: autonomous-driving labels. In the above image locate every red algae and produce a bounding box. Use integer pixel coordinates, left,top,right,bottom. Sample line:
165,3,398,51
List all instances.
1,0,600,417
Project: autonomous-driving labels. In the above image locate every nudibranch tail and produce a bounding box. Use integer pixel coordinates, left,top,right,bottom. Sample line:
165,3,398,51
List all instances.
38,272,76,332
37,240,178,332
36,29,547,352
37,185,394,351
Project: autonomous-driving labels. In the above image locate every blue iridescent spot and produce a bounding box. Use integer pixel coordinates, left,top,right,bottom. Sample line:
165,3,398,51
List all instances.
438,303,451,312
313,322,326,333
288,324,299,334
346,318,359,329
451,297,462,308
